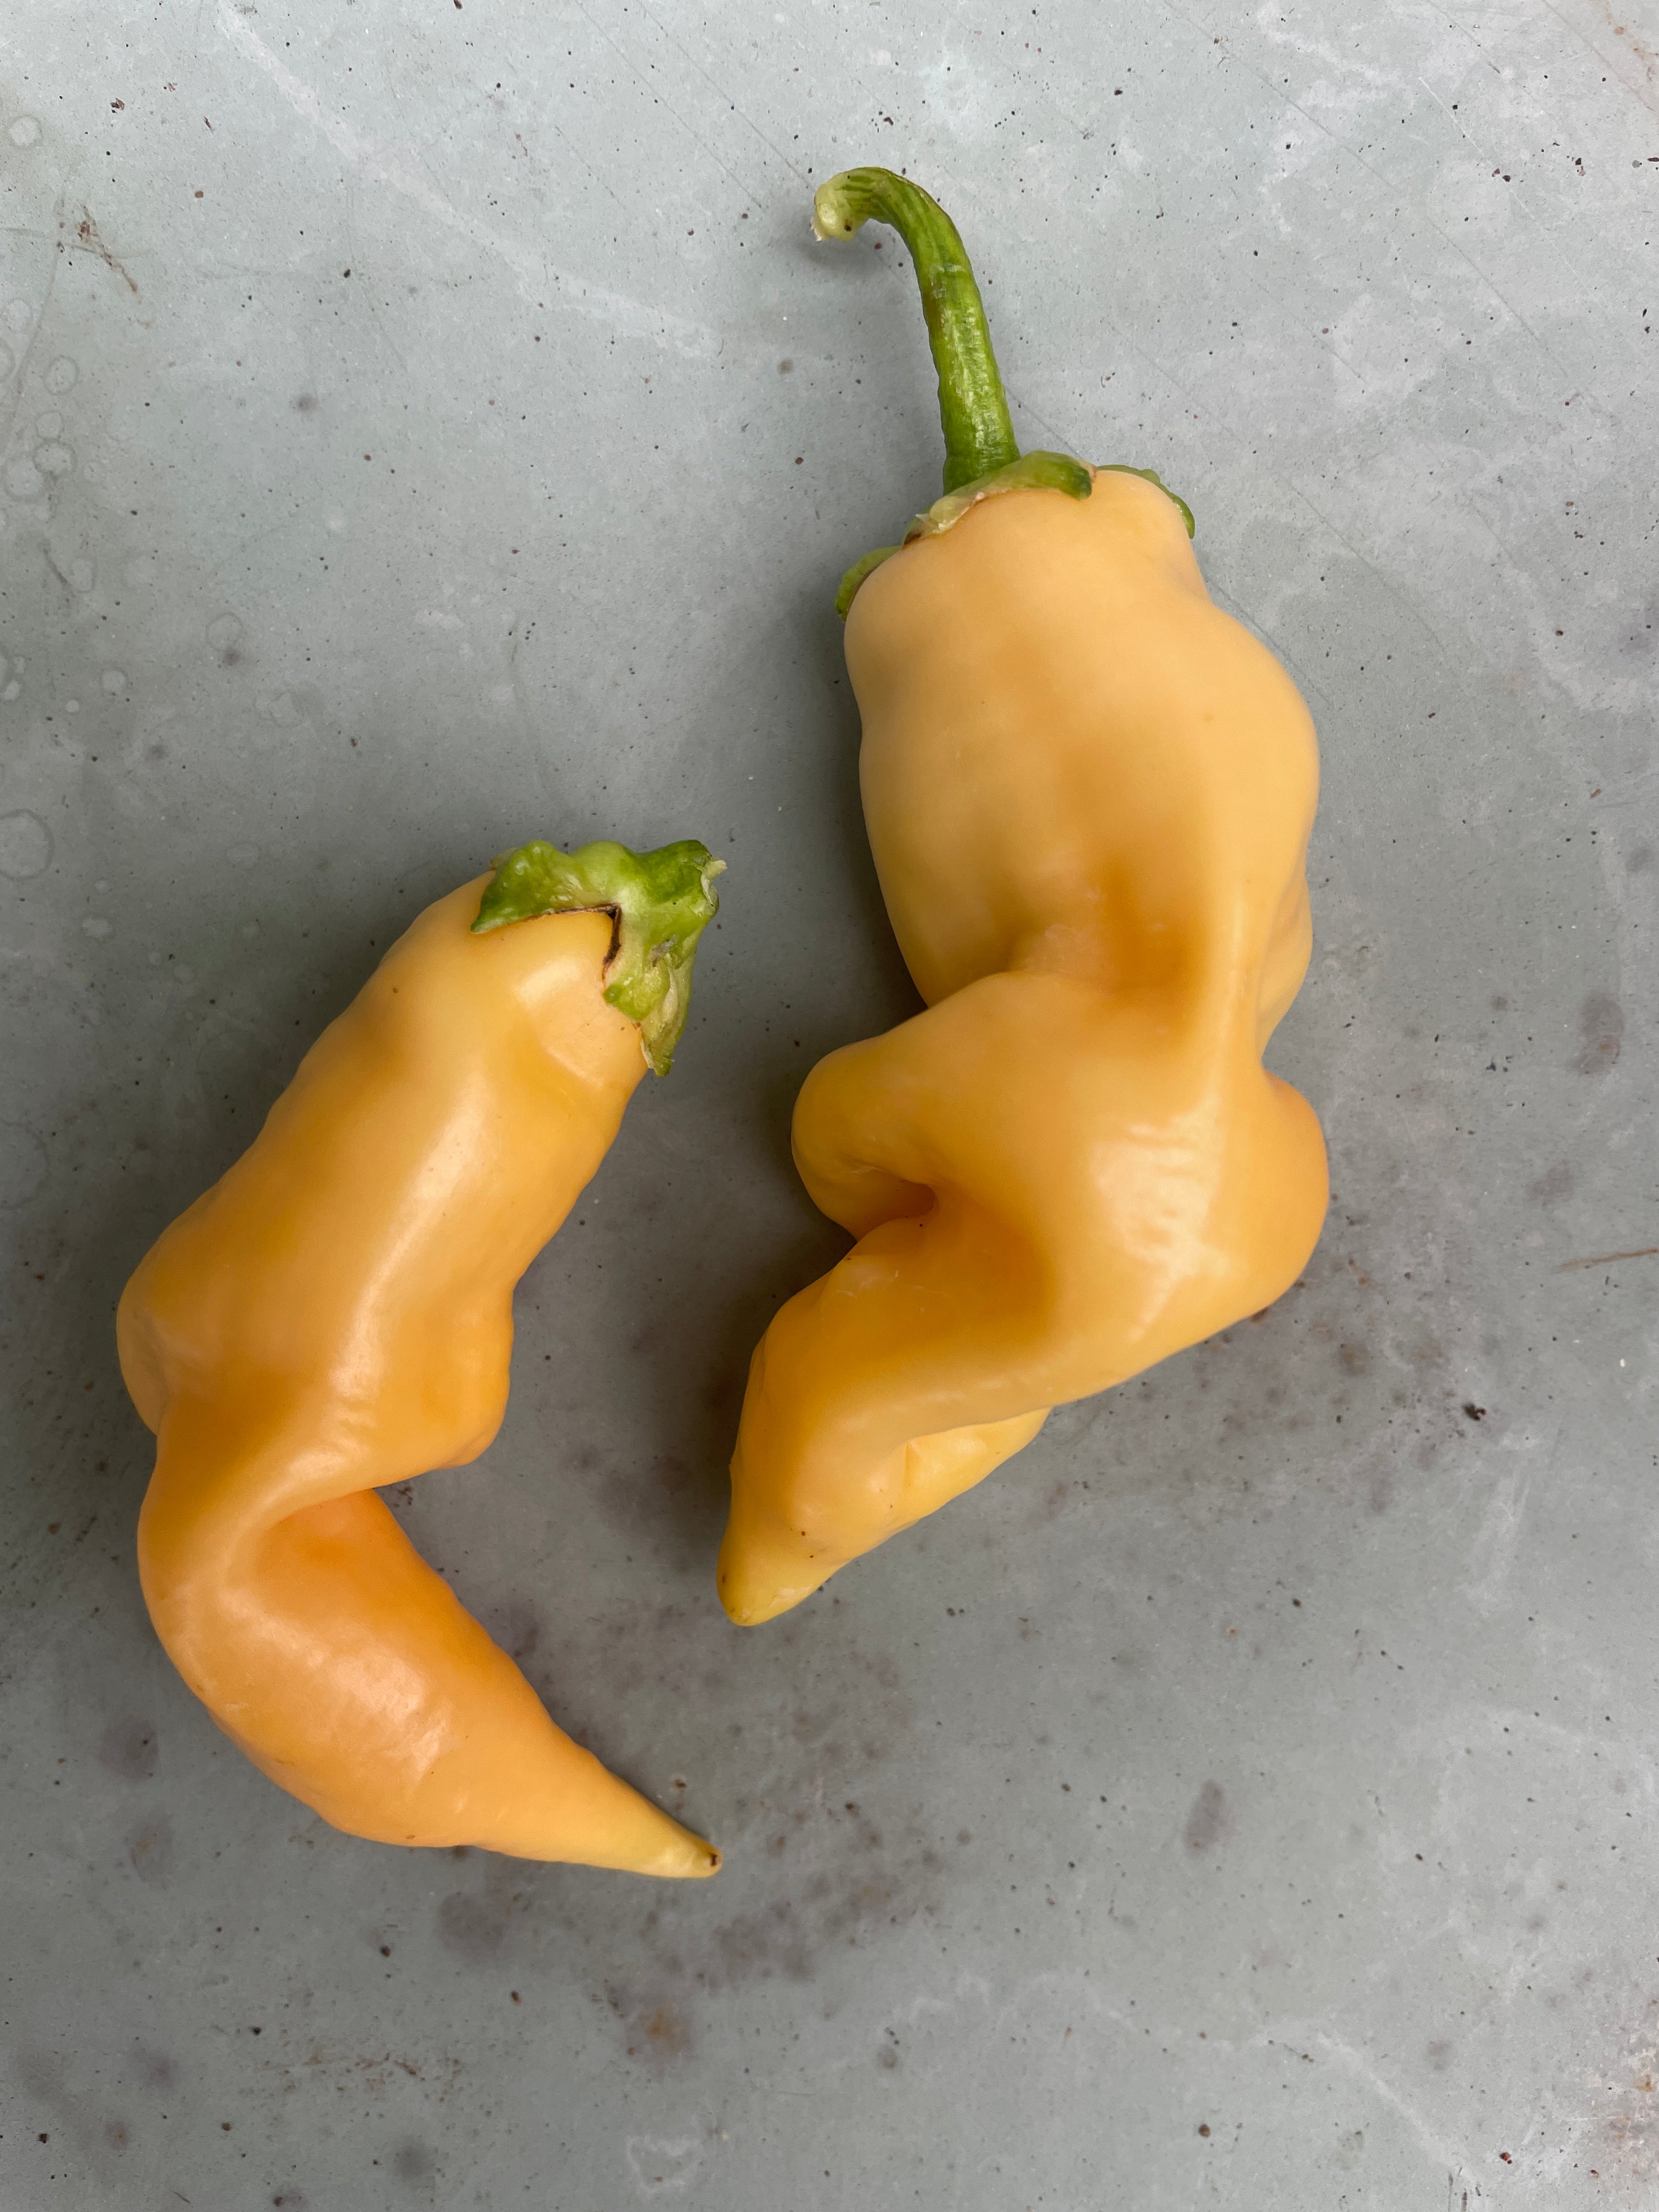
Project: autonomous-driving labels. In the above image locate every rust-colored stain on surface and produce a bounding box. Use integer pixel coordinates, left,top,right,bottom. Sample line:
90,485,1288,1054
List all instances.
64,207,139,294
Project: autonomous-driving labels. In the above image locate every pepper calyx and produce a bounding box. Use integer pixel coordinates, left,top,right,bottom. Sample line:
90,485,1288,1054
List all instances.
836,451,1091,619
833,542,905,622
472,838,725,1075
1095,462,1197,539
836,455,1198,618
906,448,1093,539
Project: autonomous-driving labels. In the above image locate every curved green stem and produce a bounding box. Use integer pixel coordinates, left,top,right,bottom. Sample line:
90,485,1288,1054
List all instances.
815,163,1195,618
472,838,725,1074
814,167,1019,495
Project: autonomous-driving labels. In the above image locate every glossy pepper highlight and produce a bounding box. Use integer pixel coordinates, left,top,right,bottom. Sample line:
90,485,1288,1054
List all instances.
719,167,1328,1626
119,839,725,1873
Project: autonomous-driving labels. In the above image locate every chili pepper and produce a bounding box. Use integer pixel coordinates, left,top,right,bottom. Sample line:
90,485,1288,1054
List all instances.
119,839,725,1873
719,167,1327,1626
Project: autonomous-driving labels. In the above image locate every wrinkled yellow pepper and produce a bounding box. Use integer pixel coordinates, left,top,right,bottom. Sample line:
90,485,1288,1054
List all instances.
119,840,725,1874
720,168,1328,1625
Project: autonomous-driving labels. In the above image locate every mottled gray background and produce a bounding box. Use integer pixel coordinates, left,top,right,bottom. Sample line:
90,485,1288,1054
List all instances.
1,0,1655,2205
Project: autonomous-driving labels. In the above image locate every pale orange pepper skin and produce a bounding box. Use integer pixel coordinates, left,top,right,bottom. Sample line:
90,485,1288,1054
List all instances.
720,471,1328,1623
119,879,719,1874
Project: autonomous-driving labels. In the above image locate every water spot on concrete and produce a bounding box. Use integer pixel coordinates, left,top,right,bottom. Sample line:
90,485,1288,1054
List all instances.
35,409,61,439
83,917,112,939
0,1121,48,1206
1183,1780,1230,1854
4,298,34,331
256,690,301,727
1576,992,1624,1075
104,2117,132,2151
33,440,75,478
1530,1161,1573,1205
1338,1341,1371,1375
1333,2128,1365,2170
0,811,50,879
498,1601,541,1663
43,356,77,394
101,668,126,695
9,116,41,147
1629,845,1654,875
392,2142,435,2187
625,2135,702,2195
436,1882,514,1961
127,1814,175,1886
292,393,319,411
99,1716,159,1782
1426,2038,1453,2070
4,456,44,500
207,613,244,654
653,1451,695,1499
128,2047,176,2091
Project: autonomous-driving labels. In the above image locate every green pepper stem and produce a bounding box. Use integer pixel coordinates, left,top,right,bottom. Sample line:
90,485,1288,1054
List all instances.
814,167,1020,495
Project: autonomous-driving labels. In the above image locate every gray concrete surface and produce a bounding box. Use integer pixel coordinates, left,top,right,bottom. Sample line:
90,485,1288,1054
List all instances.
2,1,1655,2204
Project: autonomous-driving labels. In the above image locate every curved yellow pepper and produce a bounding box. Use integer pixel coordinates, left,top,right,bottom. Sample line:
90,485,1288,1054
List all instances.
719,170,1328,1625
119,840,725,1874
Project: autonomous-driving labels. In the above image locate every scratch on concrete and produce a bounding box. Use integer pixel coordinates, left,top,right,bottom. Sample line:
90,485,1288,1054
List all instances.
1460,1470,1530,1617
1290,2027,1470,2175
1565,0,1659,112
214,0,719,358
